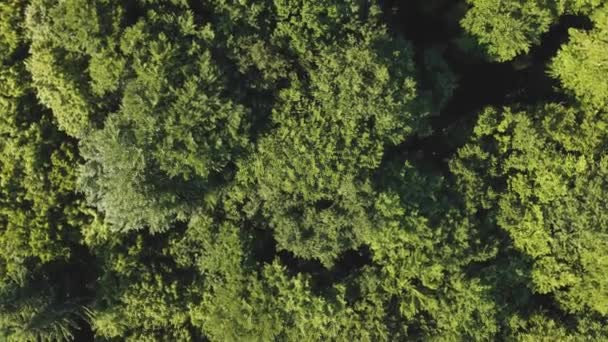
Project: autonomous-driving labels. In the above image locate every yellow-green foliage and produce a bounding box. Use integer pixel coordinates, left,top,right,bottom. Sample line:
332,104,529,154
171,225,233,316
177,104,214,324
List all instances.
462,0,603,61
0,9,93,339
551,4,608,109
1,0,608,341
452,105,608,315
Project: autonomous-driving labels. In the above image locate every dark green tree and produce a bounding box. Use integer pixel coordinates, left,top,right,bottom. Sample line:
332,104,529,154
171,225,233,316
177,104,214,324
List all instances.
85,228,199,341
227,1,430,266
0,2,95,339
26,0,252,233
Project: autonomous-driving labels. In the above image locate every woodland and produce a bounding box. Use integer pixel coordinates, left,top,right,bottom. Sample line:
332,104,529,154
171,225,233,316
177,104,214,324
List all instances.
1,0,608,340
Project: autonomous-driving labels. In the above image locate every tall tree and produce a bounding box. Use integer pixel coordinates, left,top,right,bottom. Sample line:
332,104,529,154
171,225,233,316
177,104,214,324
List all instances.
0,1,94,339
451,104,608,335
461,0,603,61
228,1,431,266
27,0,252,233
85,228,199,341
551,4,608,109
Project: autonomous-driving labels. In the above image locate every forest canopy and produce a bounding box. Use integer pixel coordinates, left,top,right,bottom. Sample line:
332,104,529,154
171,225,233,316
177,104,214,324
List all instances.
1,0,607,340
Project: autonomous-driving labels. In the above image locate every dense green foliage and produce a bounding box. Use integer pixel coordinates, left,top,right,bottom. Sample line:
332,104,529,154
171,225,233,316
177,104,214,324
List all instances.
452,104,608,336
1,0,607,340
461,0,603,61
551,4,608,108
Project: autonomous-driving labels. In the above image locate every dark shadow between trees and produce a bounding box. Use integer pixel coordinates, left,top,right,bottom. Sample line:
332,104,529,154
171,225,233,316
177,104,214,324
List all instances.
381,0,593,172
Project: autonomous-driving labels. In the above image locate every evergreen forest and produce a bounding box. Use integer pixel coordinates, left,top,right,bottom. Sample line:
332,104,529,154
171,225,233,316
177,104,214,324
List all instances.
2,0,608,340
